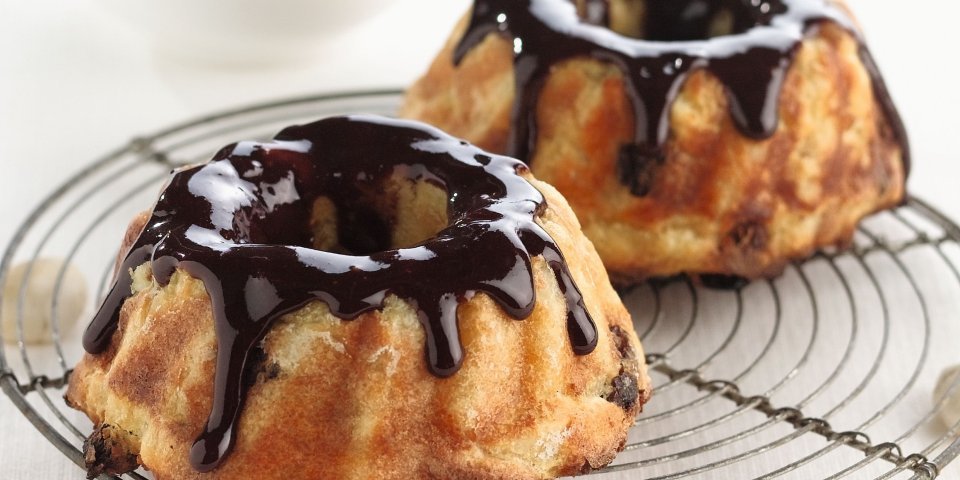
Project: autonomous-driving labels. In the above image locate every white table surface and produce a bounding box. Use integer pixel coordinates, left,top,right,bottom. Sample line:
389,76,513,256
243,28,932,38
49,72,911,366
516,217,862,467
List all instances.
1,1,957,478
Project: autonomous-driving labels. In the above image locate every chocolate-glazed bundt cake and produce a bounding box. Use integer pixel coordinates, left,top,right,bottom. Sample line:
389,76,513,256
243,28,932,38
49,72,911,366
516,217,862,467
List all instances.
401,0,908,282
66,116,650,479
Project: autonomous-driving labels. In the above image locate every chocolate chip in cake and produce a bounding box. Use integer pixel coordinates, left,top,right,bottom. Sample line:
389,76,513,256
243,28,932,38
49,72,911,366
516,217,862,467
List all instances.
83,424,139,479
729,221,768,251
606,371,640,411
617,143,665,197
606,325,641,410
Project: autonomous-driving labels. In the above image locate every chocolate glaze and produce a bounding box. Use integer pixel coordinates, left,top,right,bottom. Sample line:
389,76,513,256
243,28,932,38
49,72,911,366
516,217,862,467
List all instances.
81,116,598,471
454,0,910,195
579,0,610,26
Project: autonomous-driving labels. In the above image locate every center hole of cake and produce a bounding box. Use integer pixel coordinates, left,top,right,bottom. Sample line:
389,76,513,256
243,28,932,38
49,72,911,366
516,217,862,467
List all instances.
577,0,783,41
308,177,450,255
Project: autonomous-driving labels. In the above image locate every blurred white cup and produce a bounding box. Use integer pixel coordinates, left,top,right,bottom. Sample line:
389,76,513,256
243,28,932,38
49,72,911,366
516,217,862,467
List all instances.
97,0,396,65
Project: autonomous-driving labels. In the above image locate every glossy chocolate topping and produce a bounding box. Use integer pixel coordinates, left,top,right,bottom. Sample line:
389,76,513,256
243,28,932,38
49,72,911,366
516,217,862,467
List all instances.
454,0,910,195
81,115,598,471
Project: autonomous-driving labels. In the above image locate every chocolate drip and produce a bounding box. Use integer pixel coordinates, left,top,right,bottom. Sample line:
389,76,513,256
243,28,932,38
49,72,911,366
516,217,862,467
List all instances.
82,116,598,471
454,0,910,195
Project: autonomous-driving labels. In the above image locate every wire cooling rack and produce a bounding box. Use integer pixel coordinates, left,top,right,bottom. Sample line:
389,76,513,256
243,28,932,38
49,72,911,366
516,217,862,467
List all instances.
1,90,958,479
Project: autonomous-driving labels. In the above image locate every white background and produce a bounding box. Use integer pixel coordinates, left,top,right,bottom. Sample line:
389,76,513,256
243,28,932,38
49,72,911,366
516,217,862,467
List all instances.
0,1,957,478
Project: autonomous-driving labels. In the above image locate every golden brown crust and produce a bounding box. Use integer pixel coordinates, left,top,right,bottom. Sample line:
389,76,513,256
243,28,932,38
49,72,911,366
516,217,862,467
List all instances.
66,175,650,480
400,6,906,280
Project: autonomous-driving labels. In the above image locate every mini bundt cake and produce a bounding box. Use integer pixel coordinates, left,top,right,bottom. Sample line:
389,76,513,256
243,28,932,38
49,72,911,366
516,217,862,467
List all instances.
66,116,651,479
401,0,909,282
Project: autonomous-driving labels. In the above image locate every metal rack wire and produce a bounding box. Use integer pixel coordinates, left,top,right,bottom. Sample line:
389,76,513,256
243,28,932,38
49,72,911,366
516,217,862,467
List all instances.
1,90,958,479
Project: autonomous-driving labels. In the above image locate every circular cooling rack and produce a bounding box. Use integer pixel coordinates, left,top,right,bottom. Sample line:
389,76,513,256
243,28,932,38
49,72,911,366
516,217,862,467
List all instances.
1,90,959,479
